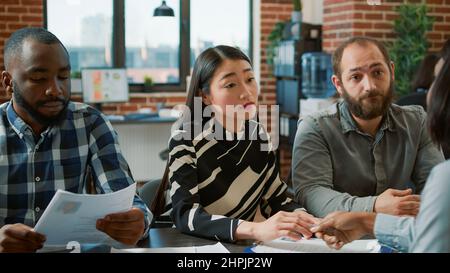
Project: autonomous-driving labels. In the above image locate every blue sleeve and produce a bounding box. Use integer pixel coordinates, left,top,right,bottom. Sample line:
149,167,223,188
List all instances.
409,162,450,252
374,213,415,253
375,161,450,253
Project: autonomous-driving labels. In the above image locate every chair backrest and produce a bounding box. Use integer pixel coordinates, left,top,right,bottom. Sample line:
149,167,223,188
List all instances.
138,179,162,209
396,92,427,110
139,178,174,228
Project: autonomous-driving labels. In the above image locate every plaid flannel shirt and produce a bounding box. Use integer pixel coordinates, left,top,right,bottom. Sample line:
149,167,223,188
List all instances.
0,101,152,238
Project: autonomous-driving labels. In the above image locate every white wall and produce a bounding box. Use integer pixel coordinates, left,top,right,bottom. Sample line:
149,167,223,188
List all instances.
302,0,323,25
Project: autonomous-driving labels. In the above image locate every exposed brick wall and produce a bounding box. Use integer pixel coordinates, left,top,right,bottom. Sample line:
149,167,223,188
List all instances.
260,0,293,105
279,145,292,185
260,0,294,181
323,0,450,53
0,0,43,99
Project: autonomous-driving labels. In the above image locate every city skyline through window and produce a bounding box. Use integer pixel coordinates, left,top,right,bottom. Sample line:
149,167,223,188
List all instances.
46,0,251,88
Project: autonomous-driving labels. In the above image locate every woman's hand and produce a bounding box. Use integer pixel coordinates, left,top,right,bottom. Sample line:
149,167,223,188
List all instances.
236,210,320,242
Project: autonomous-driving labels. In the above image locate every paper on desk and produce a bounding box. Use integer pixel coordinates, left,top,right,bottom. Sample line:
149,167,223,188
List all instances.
111,242,230,253
251,238,380,253
34,183,136,246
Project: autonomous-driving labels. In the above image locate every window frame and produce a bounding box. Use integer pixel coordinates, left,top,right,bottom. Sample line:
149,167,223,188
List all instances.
44,0,253,93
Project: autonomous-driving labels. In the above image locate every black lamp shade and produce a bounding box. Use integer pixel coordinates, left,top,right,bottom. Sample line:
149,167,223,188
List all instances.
153,1,174,17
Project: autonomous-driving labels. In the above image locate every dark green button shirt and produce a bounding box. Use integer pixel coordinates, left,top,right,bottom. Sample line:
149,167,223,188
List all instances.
292,101,445,217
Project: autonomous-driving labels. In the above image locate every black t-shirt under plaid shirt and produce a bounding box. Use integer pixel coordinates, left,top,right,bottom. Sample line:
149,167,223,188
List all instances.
0,101,151,234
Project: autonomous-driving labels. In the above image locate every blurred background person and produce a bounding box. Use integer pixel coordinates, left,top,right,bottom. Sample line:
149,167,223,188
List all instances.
396,53,439,110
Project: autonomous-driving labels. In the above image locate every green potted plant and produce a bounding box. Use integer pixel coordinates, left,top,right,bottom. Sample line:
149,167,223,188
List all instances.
70,70,82,92
293,0,302,11
143,75,153,91
71,71,82,79
389,4,434,97
267,21,286,73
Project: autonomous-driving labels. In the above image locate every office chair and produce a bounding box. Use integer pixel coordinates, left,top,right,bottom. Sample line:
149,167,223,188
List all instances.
138,178,162,209
396,92,427,111
138,148,169,207
138,178,174,228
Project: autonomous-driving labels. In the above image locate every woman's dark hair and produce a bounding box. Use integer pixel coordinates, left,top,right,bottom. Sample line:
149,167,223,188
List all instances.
411,53,440,93
427,55,450,153
185,45,252,118
440,39,450,61
151,45,252,216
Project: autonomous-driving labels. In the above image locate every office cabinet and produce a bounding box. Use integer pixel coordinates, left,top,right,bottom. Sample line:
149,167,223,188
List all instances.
274,23,322,145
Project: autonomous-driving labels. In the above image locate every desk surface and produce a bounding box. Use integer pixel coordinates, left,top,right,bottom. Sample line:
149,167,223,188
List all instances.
110,116,177,124
138,228,252,253
56,228,253,253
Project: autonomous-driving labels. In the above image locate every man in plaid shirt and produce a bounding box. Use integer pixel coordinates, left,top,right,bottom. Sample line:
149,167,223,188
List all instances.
0,27,152,252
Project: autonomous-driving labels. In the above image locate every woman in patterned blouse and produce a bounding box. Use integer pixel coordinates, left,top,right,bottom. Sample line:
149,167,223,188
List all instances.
153,45,319,243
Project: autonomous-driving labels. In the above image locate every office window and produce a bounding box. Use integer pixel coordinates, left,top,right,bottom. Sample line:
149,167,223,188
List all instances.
190,0,251,67
46,0,113,76
125,0,180,84
46,0,252,91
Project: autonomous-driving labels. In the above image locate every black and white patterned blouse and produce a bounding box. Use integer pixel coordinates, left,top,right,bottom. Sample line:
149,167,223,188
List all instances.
166,118,302,242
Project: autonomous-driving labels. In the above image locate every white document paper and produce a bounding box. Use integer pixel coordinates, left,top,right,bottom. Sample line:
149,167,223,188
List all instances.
251,238,380,253
111,242,230,253
34,183,136,246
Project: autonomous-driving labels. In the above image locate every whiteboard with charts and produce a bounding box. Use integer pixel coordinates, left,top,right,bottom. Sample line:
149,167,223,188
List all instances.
81,68,129,103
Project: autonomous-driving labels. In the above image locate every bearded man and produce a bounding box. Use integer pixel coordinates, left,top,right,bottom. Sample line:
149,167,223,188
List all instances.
291,37,444,218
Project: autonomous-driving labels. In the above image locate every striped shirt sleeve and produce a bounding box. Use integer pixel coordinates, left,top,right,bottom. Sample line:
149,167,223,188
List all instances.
168,132,239,242
260,150,303,218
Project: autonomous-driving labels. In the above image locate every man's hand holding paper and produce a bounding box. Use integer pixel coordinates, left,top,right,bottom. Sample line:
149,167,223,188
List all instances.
96,207,145,246
34,183,140,247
